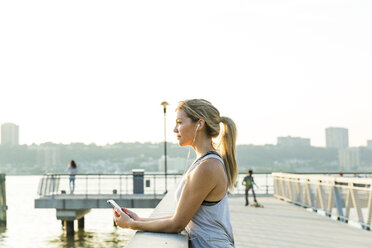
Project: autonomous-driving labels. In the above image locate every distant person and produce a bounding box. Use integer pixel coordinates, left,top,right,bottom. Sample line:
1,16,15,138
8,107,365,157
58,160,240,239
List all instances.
242,170,258,206
67,160,77,194
113,99,236,247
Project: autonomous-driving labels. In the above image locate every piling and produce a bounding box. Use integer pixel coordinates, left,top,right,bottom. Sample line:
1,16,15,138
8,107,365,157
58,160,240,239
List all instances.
0,174,7,226
65,220,74,235
78,217,84,229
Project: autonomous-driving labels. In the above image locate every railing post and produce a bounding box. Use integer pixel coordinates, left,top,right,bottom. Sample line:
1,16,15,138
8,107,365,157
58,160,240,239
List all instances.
0,174,7,226
98,174,101,195
43,175,49,196
274,175,279,196
345,185,352,220
367,190,372,228
38,176,45,196
126,175,129,195
350,187,364,225
85,174,88,199
327,181,335,216
120,174,122,199
295,178,301,204
316,180,326,211
333,185,345,220
153,175,156,197
305,179,312,208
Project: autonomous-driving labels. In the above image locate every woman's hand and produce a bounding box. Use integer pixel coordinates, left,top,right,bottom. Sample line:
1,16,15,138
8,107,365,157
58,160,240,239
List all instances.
122,208,141,221
113,208,134,229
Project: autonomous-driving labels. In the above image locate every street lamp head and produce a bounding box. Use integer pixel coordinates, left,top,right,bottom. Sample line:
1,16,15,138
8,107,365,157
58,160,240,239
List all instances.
161,101,169,113
160,101,169,108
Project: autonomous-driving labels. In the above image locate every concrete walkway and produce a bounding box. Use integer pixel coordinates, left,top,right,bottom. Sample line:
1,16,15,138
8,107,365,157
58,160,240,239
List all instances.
229,196,372,248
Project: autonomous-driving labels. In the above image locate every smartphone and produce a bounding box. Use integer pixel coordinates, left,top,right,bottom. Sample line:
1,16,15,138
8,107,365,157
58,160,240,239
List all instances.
107,200,132,218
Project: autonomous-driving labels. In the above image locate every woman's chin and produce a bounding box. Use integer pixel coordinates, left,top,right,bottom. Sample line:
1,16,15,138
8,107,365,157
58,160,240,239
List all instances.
177,140,187,147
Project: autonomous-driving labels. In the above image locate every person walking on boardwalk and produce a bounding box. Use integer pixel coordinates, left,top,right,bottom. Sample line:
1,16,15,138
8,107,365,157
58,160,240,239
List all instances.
242,170,258,206
67,160,77,194
113,99,237,247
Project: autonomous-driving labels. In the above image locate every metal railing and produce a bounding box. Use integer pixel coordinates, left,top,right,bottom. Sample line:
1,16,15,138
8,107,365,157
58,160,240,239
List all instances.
37,173,275,198
234,173,274,194
37,173,183,198
38,172,370,200
273,173,372,230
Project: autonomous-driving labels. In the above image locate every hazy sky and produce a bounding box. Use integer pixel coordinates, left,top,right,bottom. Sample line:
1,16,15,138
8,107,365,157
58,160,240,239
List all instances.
0,0,371,147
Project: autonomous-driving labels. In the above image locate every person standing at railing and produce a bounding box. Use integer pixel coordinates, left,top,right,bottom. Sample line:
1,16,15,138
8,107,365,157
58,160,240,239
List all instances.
113,99,236,248
67,160,77,194
242,170,258,206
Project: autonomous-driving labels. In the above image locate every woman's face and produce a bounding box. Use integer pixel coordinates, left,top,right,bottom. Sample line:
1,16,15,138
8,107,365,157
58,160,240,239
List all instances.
174,109,197,146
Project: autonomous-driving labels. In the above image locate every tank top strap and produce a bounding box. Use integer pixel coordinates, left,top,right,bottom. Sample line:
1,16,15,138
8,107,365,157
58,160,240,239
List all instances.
198,152,227,175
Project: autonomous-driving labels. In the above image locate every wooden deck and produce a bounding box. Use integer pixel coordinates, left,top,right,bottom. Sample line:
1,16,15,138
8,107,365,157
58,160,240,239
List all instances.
229,196,372,248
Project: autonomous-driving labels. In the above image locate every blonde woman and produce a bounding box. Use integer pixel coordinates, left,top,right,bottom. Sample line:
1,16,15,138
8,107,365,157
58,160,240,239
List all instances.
114,99,237,247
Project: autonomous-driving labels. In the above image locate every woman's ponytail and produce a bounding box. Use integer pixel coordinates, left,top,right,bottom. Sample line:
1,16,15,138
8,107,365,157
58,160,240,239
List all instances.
218,116,238,191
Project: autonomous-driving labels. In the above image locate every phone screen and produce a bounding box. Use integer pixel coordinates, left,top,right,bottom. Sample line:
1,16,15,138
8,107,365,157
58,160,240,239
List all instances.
107,200,132,218
107,200,124,213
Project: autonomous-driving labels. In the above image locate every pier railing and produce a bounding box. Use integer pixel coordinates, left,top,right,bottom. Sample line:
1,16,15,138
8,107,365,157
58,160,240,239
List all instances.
273,173,372,230
235,173,273,195
38,172,369,198
37,173,183,197
37,173,276,198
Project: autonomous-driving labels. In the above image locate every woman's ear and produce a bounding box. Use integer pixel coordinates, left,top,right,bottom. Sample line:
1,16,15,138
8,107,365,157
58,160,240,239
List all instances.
197,120,206,130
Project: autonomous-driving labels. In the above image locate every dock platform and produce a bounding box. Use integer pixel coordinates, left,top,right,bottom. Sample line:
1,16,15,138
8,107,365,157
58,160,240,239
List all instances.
229,196,372,248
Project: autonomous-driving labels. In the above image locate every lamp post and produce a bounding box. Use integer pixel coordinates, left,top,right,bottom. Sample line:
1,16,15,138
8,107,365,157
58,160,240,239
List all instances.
160,101,169,194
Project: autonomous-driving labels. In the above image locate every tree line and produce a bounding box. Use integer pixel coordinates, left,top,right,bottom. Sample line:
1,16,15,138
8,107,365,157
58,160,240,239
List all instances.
0,142,371,175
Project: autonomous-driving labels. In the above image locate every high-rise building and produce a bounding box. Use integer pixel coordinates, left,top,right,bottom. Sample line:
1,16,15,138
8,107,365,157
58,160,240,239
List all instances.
277,136,311,147
338,147,360,171
1,123,19,146
367,140,372,150
325,127,348,148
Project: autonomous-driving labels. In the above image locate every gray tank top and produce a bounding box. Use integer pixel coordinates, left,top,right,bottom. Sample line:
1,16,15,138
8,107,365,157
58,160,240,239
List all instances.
175,152,235,248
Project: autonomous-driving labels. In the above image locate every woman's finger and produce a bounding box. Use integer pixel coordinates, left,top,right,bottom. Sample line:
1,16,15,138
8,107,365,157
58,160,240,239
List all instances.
113,211,119,221
114,208,121,218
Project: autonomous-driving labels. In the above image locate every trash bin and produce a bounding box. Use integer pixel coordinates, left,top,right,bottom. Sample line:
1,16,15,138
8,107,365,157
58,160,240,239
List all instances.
132,169,145,194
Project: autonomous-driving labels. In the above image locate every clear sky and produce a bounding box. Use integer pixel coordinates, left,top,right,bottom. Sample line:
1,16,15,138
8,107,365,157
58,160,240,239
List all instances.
0,0,371,147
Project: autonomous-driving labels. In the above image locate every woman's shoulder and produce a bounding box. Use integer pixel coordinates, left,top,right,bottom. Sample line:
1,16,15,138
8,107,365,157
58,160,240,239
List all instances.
191,157,224,180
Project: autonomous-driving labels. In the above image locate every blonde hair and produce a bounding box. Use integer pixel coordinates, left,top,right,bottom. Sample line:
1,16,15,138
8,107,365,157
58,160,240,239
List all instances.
176,99,238,190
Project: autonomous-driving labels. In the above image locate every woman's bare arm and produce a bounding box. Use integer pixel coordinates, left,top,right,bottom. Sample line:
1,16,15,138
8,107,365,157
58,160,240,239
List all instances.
114,159,219,233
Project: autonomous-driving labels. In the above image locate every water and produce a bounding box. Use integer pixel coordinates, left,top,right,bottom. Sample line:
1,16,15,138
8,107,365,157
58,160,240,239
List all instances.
0,176,153,248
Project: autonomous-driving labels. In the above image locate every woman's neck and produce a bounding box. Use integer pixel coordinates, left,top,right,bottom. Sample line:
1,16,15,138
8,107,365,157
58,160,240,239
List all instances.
192,134,215,158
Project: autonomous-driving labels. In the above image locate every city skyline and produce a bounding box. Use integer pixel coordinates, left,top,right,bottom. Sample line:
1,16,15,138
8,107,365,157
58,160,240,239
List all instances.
1,0,371,147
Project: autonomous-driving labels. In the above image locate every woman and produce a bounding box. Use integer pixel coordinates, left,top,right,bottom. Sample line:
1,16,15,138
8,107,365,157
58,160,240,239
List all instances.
114,99,237,247
67,160,77,194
